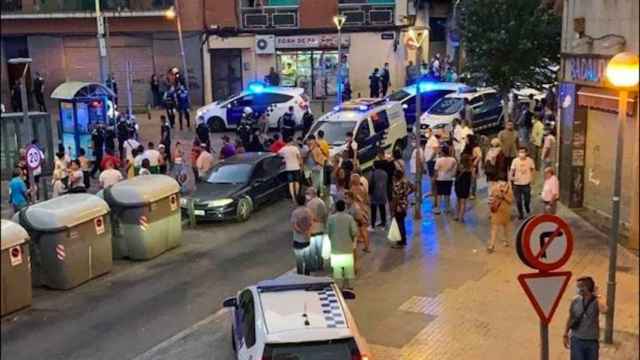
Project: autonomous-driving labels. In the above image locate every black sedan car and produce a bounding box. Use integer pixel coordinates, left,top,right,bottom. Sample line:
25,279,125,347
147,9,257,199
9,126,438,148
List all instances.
181,153,287,221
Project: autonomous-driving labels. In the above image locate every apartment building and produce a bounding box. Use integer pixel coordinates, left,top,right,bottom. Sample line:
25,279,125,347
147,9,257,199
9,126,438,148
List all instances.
202,0,456,103
1,0,205,109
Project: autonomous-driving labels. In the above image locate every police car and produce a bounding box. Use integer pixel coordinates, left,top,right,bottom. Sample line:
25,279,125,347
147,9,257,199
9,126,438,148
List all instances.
196,82,309,132
223,274,371,360
385,81,470,125
419,87,503,133
306,98,407,170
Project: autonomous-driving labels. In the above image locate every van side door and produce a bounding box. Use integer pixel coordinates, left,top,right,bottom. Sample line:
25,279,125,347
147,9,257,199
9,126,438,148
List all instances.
355,117,377,167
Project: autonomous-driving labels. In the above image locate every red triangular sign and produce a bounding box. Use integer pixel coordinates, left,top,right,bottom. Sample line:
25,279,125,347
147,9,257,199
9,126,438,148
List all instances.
518,271,572,325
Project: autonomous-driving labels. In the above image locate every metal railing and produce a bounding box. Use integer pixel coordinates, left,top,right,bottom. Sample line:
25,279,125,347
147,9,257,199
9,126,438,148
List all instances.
1,0,174,13
338,2,395,27
240,6,298,29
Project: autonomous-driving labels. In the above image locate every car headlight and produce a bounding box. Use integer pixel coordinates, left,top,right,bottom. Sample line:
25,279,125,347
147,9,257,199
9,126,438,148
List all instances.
206,198,234,208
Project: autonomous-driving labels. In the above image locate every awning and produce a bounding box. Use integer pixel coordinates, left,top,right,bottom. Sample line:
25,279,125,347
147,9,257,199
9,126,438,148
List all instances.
50,81,115,101
577,87,637,117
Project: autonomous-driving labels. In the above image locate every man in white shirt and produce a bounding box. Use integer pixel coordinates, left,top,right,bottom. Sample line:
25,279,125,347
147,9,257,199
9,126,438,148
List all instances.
122,135,140,163
278,136,302,202
99,161,123,188
424,130,440,197
541,166,559,214
433,145,457,214
510,147,536,219
143,142,161,173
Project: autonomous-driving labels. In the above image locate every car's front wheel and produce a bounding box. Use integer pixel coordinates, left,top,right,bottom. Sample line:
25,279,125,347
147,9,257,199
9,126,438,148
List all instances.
236,196,253,222
208,116,226,133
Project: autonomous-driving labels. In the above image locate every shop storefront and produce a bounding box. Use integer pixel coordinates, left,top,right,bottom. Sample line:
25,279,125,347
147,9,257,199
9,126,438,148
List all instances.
559,53,639,246
275,34,350,99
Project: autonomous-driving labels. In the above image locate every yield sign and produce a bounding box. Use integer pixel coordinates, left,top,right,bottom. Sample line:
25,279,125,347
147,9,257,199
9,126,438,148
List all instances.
518,271,572,325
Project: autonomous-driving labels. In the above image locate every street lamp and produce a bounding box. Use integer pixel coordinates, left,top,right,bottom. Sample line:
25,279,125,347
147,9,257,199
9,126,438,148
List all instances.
333,14,346,105
603,51,639,344
408,26,427,220
166,3,189,91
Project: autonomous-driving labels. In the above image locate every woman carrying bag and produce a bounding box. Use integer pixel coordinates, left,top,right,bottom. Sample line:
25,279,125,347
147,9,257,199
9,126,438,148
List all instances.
487,179,513,253
389,169,414,248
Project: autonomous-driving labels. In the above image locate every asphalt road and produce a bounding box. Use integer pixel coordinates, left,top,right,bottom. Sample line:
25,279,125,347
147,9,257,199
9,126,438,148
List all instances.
1,199,294,360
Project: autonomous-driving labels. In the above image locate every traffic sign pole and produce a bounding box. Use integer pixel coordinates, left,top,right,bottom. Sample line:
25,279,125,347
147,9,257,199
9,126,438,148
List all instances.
540,320,549,360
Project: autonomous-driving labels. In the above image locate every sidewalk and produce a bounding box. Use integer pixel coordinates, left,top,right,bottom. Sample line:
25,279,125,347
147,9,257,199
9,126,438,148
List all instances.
132,179,639,360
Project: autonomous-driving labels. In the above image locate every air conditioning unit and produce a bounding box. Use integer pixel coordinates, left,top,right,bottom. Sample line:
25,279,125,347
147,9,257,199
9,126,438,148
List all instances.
256,35,275,55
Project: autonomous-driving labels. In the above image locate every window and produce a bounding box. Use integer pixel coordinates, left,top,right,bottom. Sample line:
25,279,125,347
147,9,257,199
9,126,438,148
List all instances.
309,121,357,146
371,110,389,133
428,98,464,115
263,157,284,177
469,95,484,106
206,164,253,184
263,338,361,359
257,93,293,105
239,290,256,348
387,89,410,102
355,120,370,144
236,95,254,108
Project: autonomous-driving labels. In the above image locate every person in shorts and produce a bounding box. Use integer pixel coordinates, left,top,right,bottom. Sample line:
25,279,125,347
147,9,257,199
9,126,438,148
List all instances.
278,136,302,202
327,199,358,289
433,145,457,214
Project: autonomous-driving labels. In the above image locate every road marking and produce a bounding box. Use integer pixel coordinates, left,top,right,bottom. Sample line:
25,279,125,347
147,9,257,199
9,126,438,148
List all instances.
131,268,296,360
132,308,227,360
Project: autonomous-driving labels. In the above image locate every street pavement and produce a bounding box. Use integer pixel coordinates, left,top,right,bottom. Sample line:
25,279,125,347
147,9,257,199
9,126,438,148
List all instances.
1,108,638,360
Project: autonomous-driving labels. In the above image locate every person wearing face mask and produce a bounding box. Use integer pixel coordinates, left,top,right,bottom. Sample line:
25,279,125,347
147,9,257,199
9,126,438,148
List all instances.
563,277,607,360
509,147,535,220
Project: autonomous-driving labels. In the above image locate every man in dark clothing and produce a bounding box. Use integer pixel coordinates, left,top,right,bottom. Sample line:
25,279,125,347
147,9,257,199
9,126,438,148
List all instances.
369,160,389,228
90,125,105,177
280,106,296,140
160,115,172,153
247,130,265,152
33,72,46,112
163,86,177,129
266,67,280,86
369,68,380,98
380,63,390,97
373,149,395,200
302,107,314,138
195,119,210,150
176,85,190,130
106,74,118,104
11,81,22,112
116,117,129,161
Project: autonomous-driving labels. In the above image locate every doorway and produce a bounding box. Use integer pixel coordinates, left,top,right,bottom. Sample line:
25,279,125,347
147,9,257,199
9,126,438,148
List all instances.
210,49,243,101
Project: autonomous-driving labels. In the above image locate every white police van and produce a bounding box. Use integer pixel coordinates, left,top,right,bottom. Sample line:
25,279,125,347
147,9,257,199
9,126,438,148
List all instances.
419,87,503,133
223,274,371,360
196,82,309,132
306,98,407,169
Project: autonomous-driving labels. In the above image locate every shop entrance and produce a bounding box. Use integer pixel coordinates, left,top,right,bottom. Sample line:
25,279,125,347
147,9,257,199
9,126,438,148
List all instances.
210,49,243,101
276,50,346,99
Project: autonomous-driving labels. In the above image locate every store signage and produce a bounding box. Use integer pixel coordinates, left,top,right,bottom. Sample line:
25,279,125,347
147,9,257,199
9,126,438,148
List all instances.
276,34,350,49
565,55,609,85
381,32,395,40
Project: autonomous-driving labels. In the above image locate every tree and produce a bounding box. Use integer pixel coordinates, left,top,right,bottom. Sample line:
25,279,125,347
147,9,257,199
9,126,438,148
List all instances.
458,0,561,94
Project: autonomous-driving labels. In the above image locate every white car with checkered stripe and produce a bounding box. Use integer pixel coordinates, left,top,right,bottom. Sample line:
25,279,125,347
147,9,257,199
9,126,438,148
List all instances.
222,274,371,360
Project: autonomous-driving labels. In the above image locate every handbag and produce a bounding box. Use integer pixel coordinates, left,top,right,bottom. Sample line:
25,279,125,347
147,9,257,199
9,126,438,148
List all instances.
387,218,401,243
569,297,596,330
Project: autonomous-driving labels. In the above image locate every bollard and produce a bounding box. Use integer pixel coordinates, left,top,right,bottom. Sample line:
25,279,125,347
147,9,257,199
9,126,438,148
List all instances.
187,197,196,228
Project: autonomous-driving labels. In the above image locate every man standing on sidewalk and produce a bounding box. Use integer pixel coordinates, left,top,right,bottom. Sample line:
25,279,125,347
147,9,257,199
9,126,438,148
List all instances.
530,113,544,169
327,199,358,289
509,147,535,220
563,276,607,360
498,120,519,169
542,126,557,170
279,136,303,202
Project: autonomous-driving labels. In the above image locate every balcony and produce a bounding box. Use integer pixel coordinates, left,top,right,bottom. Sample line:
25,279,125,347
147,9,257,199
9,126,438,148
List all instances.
1,0,174,18
240,6,298,29
338,1,395,27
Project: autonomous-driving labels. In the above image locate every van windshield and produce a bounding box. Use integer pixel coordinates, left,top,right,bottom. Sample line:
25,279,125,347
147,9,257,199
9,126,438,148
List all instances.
263,338,360,360
309,121,357,146
428,97,464,115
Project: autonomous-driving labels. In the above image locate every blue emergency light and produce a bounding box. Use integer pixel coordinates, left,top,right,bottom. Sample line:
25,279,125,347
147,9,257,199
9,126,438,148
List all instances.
358,105,368,111
247,82,266,94
417,81,436,93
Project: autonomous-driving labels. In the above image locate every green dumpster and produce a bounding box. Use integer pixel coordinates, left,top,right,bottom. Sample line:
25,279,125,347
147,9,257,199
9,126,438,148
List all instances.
15,194,113,290
1,220,31,316
101,175,182,260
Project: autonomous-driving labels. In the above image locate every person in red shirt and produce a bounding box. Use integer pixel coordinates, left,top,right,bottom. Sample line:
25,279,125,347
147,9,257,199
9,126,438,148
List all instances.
191,139,203,180
100,148,121,171
269,133,285,153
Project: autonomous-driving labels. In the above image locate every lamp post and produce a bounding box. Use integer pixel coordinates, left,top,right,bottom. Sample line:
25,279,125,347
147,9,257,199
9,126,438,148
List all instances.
333,15,346,105
603,51,639,344
95,0,109,84
166,3,189,91
408,27,427,220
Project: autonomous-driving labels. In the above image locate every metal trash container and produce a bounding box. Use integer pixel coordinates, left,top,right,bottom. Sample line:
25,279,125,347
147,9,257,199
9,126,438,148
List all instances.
1,220,31,316
101,175,181,260
15,194,113,290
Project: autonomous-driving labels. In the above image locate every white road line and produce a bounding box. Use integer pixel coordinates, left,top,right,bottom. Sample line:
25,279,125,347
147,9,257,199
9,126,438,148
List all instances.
131,268,297,360
132,308,227,360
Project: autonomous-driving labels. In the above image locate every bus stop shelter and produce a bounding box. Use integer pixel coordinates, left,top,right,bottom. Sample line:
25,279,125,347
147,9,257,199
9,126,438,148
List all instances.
50,81,115,160
1,111,53,180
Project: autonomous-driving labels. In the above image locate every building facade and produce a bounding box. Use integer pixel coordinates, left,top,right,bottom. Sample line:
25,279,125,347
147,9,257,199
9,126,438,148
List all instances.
559,0,639,249
201,0,457,103
1,0,205,111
